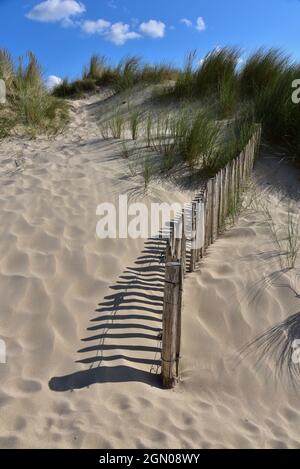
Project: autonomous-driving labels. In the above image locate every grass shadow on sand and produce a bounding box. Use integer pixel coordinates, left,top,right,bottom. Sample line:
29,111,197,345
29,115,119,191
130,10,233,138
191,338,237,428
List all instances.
239,308,300,387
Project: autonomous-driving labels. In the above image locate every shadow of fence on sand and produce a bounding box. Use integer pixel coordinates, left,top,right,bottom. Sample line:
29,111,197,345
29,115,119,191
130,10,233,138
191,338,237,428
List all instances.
49,236,168,391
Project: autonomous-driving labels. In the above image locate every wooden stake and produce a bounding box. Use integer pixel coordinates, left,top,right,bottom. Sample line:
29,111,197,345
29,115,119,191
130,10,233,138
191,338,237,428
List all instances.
190,201,197,272
181,210,186,277
161,261,181,389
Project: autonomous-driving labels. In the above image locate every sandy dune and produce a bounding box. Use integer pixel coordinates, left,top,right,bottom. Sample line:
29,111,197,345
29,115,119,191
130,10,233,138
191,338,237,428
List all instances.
0,91,299,448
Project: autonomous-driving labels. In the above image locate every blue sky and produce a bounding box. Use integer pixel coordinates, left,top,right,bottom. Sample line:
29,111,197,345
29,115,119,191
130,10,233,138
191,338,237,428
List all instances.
1,0,300,85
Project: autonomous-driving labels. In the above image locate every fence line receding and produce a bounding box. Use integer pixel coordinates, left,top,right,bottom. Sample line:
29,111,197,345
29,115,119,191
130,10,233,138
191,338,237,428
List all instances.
161,124,262,389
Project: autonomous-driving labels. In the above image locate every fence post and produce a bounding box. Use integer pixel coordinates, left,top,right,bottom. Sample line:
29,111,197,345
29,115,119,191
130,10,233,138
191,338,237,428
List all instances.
170,221,175,252
190,201,197,272
174,222,181,261
181,210,186,277
224,165,229,221
176,259,184,378
204,181,211,249
176,210,187,377
212,175,219,242
161,261,181,389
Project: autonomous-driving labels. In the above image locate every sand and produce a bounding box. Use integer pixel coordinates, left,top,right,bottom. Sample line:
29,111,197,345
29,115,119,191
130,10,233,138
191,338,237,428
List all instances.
0,89,299,449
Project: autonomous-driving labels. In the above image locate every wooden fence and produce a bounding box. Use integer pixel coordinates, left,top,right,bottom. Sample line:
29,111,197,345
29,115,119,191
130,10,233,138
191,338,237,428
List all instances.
161,124,262,389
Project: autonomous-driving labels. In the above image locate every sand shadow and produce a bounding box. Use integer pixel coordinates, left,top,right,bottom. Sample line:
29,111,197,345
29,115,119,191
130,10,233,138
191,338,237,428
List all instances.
49,365,161,391
49,236,168,391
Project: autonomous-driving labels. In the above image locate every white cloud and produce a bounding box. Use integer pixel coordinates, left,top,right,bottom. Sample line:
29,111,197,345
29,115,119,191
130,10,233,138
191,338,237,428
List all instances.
196,16,206,32
180,18,193,28
139,20,165,38
82,19,111,34
45,75,63,90
105,22,141,45
27,0,85,23
180,17,206,32
80,17,141,45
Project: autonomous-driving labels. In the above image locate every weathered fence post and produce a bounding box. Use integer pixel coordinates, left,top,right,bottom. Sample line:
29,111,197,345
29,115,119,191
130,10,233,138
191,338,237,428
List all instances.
174,221,181,261
181,210,186,277
218,168,223,231
212,175,219,241
196,199,205,261
170,221,175,252
176,257,184,377
161,261,181,389
190,201,197,272
204,182,210,249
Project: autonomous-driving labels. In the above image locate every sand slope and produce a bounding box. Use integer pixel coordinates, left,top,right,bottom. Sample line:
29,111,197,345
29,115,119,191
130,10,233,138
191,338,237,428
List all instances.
0,91,300,448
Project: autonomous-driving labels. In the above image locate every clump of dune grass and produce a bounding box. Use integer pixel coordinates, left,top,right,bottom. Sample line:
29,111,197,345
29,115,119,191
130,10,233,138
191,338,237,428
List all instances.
53,55,114,97
129,110,141,140
149,112,189,170
99,121,110,139
239,48,290,98
114,58,178,91
14,53,68,132
173,51,197,99
141,63,179,84
53,77,97,98
121,141,131,159
170,47,241,102
148,107,255,176
252,65,300,155
166,47,241,118
114,56,141,92
108,110,124,139
195,47,240,97
181,110,219,170
217,74,238,118
216,106,256,165
0,49,69,135
237,49,300,165
82,55,107,81
0,115,16,139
